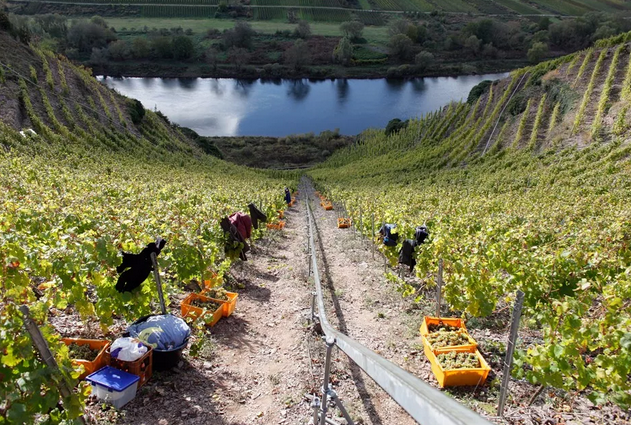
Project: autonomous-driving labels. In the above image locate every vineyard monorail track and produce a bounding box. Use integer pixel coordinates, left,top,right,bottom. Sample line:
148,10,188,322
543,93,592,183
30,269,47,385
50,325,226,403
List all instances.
302,180,493,425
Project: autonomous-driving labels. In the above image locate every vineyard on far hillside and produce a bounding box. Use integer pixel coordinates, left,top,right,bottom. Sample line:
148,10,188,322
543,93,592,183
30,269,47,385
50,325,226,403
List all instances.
310,35,631,409
0,36,293,423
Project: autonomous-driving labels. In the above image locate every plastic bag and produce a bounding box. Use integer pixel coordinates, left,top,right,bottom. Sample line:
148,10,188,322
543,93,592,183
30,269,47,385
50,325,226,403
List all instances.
110,337,148,362
127,315,190,351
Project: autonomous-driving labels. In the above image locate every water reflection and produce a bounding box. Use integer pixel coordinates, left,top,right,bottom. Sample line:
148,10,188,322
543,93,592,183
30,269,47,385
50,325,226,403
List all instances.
98,73,507,137
234,79,255,98
177,78,198,90
410,79,426,93
336,79,349,106
287,79,310,102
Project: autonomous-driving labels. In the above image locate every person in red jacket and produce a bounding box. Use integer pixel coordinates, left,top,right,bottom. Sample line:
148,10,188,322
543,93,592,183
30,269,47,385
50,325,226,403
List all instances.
229,212,252,240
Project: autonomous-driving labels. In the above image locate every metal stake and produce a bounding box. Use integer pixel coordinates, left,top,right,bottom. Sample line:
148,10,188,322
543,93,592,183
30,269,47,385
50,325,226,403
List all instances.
150,242,167,315
497,290,525,417
371,213,375,259
435,258,443,317
320,336,336,425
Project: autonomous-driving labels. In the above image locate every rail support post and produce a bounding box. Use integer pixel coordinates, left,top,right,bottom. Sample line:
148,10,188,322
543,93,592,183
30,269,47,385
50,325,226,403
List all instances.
311,395,321,425
328,387,355,425
311,291,317,323
319,336,336,425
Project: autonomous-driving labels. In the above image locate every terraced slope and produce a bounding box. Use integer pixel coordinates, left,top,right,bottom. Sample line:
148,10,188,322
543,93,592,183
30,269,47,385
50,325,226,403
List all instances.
309,34,631,409
0,31,294,424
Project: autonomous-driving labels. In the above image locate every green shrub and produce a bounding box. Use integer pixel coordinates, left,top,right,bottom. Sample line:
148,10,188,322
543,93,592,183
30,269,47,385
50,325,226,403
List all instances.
127,98,145,124
467,80,492,104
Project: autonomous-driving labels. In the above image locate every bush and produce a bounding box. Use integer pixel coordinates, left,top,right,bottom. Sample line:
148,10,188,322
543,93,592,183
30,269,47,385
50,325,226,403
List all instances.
467,80,492,104
127,98,145,124
385,118,409,135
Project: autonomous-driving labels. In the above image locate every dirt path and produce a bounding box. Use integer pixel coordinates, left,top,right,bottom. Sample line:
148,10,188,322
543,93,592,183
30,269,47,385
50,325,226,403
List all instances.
96,197,317,425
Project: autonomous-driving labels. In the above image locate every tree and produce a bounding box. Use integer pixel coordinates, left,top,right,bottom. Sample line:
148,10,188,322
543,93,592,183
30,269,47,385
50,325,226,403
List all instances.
228,47,250,72
223,21,255,49
131,37,150,59
107,40,129,60
205,47,219,71
340,20,364,41
285,39,310,71
172,35,195,60
67,20,116,53
388,34,413,61
151,36,172,59
333,37,352,65
527,42,548,64
388,19,412,37
294,20,311,39
464,35,481,55
414,51,434,71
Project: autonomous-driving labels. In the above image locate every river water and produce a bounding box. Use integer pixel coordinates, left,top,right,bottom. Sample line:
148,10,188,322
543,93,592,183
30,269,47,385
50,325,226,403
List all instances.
98,74,507,137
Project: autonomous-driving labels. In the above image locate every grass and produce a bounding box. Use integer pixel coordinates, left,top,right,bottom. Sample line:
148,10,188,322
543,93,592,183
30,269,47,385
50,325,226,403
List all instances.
104,17,390,42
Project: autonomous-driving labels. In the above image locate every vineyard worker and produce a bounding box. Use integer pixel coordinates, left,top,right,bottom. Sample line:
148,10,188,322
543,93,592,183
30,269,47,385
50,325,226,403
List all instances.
284,187,292,205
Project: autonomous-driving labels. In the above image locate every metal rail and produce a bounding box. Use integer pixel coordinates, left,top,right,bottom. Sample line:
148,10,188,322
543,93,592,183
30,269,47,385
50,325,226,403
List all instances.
304,185,493,425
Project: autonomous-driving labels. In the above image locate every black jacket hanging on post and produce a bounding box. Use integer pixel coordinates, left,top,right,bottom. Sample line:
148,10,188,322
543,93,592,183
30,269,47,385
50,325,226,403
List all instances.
115,239,167,293
248,203,268,229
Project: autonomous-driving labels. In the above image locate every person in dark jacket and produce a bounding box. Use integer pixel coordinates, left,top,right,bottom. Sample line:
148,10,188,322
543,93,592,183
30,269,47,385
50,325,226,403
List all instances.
398,226,430,272
284,187,292,205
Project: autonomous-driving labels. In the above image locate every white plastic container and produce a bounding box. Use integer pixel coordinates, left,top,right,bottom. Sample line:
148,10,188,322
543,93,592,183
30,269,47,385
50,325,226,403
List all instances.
86,366,140,409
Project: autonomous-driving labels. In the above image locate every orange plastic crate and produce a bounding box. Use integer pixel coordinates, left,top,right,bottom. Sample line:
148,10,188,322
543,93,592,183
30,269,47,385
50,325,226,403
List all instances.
337,218,351,228
201,290,239,317
419,316,468,336
421,332,477,358
181,293,223,326
266,221,285,230
62,338,110,380
426,347,491,388
104,342,153,388
419,316,476,358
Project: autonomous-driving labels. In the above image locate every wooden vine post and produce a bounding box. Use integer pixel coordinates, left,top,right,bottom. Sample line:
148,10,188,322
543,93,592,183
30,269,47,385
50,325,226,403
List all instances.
19,305,87,425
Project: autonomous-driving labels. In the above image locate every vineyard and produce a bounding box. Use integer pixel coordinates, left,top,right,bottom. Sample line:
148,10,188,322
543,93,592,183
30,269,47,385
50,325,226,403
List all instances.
0,32,293,423
309,35,631,409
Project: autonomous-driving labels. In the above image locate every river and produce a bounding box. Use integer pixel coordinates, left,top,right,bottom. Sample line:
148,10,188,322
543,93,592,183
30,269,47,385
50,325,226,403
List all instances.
98,74,508,137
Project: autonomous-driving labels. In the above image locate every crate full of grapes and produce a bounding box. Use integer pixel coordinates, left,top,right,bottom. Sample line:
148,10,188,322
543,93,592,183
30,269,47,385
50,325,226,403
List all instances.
419,316,477,358
426,346,491,388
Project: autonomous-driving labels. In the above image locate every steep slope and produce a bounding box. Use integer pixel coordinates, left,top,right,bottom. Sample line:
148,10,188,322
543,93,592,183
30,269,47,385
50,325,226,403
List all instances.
309,33,631,412
0,29,296,424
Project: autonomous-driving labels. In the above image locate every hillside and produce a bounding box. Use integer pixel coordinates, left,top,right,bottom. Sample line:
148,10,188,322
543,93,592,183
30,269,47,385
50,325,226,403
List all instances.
0,29,298,424
309,34,631,411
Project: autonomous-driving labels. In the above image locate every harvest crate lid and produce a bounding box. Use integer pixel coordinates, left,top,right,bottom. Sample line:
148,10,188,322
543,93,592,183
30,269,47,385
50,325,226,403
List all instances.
86,366,139,391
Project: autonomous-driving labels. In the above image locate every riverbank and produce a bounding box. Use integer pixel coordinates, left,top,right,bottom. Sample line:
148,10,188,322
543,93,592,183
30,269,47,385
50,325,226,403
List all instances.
90,58,525,80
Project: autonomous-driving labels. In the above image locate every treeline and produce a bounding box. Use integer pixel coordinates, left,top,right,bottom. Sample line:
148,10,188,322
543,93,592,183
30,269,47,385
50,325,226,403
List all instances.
5,10,631,79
